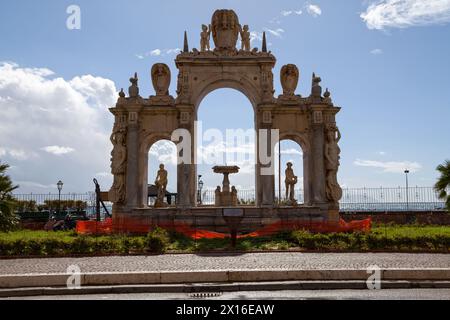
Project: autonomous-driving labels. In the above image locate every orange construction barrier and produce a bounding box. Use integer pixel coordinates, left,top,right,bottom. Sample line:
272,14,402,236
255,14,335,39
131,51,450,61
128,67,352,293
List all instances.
76,218,113,235
76,217,371,238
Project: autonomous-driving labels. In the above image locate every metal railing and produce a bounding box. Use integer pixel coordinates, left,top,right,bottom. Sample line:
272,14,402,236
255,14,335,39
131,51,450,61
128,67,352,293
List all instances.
339,186,447,212
12,192,111,218
199,186,447,211
12,186,448,213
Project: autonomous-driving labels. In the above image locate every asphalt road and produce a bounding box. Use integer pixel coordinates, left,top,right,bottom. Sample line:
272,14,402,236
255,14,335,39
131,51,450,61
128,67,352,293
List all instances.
4,289,450,300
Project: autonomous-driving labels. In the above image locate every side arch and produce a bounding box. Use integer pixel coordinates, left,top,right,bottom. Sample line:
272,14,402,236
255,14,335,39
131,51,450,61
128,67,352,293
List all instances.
278,131,312,205
137,132,173,207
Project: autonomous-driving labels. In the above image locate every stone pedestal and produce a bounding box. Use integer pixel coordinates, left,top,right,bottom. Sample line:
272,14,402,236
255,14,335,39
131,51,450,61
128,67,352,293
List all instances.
213,166,239,207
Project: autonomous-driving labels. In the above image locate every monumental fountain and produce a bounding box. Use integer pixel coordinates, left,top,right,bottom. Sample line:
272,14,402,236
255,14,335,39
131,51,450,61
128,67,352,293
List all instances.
108,9,343,234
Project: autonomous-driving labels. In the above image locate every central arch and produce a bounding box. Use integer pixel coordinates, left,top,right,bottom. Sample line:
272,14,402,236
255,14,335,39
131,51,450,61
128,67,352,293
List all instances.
195,88,257,205
193,77,261,111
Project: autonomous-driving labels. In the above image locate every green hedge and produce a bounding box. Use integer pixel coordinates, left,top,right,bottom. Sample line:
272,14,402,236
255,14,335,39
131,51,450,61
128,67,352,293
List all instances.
290,230,450,251
0,227,449,257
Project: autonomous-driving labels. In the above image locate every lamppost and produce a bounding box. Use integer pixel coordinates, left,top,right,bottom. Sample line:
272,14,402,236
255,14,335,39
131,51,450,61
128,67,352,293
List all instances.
197,175,204,205
404,170,409,211
57,180,63,215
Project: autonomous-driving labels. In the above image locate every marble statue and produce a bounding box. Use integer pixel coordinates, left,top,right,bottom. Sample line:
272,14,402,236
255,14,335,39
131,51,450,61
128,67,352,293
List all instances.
280,64,299,96
324,125,343,204
151,63,171,96
214,186,221,206
110,123,127,203
154,164,168,208
128,72,139,98
231,186,238,206
238,24,251,51
200,24,211,52
285,162,298,204
211,9,240,51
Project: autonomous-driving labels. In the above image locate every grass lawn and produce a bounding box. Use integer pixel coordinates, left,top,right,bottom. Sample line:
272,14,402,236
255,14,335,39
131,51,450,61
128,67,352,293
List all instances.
0,224,449,257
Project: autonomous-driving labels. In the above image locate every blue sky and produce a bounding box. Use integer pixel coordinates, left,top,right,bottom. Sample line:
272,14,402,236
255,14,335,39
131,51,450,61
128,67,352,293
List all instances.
0,0,449,193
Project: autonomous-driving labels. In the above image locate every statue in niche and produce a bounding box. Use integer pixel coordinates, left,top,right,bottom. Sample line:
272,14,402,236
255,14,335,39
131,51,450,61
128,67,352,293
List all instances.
238,24,251,51
285,162,298,205
211,9,240,50
200,24,211,52
110,123,127,203
151,63,171,96
128,72,139,98
324,124,343,204
280,64,299,96
154,164,168,208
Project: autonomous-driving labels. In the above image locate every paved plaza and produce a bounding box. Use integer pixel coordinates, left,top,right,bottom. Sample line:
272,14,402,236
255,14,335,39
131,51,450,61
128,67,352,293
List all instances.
1,253,449,275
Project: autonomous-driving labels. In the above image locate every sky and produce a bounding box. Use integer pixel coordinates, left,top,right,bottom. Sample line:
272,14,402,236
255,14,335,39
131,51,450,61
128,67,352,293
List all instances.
0,0,449,194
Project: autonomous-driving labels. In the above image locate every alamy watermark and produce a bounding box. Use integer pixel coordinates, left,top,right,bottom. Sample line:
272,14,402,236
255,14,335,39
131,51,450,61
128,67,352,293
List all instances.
66,264,81,289
366,265,381,290
66,5,81,30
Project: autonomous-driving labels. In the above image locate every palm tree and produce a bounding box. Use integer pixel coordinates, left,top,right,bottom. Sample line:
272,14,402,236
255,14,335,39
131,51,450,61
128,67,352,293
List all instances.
0,162,19,231
434,160,450,212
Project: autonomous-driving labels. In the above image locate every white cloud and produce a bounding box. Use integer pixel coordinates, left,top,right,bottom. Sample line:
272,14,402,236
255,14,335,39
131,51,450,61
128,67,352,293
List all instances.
150,49,162,56
264,28,285,38
275,148,303,156
354,159,422,173
378,151,386,155
15,181,56,189
149,141,178,165
41,145,75,155
306,4,322,17
361,0,450,30
250,31,263,44
295,10,303,15
0,62,117,192
95,172,111,177
0,147,34,160
165,48,181,54
281,10,293,17
136,48,181,59
370,48,383,55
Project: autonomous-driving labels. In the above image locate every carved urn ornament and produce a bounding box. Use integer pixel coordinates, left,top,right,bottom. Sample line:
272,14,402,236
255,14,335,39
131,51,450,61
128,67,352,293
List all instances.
211,9,240,51
311,72,322,98
151,63,171,96
280,64,299,96
128,72,139,98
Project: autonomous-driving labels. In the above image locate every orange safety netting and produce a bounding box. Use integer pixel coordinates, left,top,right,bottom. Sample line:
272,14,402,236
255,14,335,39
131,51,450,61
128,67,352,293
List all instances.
75,218,113,235
76,217,371,238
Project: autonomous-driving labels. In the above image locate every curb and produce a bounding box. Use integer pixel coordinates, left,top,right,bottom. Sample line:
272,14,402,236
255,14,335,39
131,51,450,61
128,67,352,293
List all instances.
1,268,449,289
2,280,450,298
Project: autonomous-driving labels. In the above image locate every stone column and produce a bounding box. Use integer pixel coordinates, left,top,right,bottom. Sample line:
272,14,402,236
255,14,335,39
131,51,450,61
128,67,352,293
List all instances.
310,109,327,205
125,111,140,209
176,107,196,208
138,150,148,208
302,150,312,205
257,125,275,207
